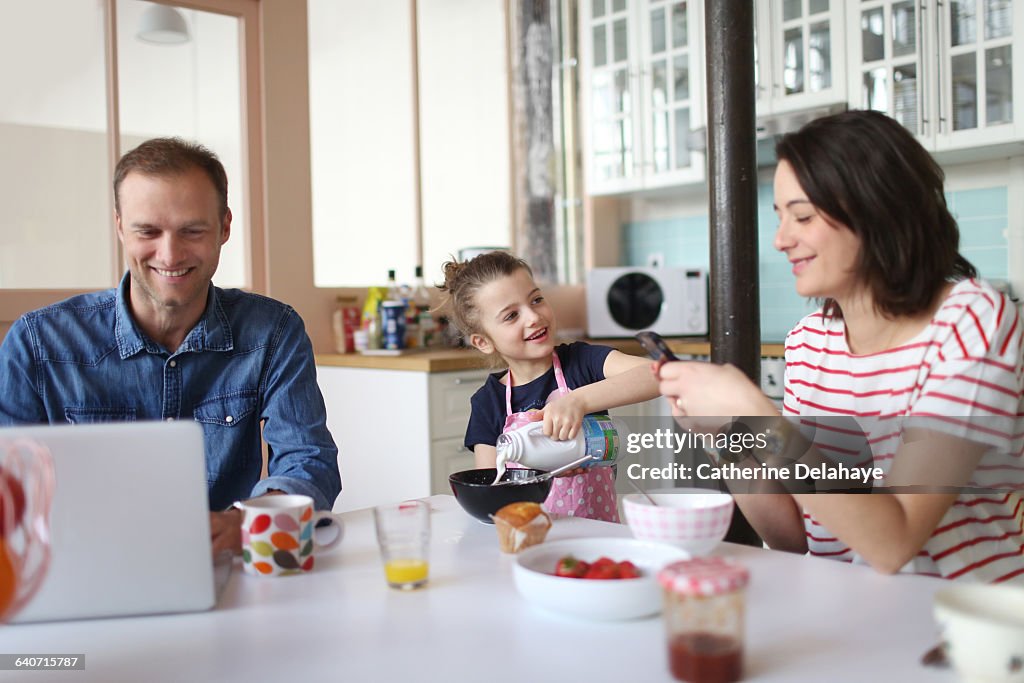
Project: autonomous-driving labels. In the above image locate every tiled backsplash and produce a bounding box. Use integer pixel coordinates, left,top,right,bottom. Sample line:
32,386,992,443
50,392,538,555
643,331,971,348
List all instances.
621,184,1009,342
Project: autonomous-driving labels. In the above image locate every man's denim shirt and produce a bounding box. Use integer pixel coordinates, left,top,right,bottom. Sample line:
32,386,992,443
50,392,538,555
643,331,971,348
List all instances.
0,274,341,511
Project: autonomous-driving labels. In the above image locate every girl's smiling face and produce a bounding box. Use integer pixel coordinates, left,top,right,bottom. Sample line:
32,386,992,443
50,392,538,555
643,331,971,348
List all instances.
773,160,864,302
468,268,556,363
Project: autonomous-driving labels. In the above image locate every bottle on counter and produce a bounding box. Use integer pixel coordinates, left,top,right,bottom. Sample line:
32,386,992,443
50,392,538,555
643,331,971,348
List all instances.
495,415,629,470
418,309,437,348
406,265,433,348
364,312,382,350
331,296,362,353
381,300,406,350
385,269,402,306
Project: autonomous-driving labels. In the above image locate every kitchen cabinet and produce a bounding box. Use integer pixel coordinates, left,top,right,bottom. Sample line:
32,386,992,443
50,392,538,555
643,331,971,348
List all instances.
755,0,848,116
317,364,489,512
846,0,1022,155
307,0,510,287
579,0,706,194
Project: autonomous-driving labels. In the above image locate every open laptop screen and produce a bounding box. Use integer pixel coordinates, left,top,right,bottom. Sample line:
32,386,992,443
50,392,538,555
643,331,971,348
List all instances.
5,421,216,622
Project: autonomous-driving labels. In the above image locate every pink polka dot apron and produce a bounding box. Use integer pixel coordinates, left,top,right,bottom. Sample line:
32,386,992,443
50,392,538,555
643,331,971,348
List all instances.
502,352,619,522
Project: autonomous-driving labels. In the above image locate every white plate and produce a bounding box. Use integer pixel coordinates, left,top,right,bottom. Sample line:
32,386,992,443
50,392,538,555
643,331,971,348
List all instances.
513,537,688,621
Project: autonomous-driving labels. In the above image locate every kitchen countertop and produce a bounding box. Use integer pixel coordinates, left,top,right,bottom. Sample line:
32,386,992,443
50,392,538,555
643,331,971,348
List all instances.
316,339,787,372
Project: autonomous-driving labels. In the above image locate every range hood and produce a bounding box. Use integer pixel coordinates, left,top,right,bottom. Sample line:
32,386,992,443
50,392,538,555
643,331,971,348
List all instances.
688,101,848,168
754,102,848,167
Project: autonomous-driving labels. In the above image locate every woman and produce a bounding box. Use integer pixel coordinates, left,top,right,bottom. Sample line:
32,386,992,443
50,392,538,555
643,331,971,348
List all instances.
658,110,1023,583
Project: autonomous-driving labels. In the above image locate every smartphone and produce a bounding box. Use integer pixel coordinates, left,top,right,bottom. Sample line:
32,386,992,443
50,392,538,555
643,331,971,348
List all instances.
634,331,679,369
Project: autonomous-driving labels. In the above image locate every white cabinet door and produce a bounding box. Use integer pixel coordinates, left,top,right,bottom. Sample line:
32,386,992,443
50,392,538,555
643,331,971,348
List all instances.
318,366,432,513
579,0,705,195
638,0,706,190
847,0,929,140
580,0,644,194
430,436,476,495
758,0,847,116
428,369,491,440
933,0,1021,151
847,0,1023,155
417,0,512,277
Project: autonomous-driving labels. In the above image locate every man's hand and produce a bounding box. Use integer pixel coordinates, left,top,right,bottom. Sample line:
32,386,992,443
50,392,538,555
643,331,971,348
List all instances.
212,489,288,555
210,508,243,556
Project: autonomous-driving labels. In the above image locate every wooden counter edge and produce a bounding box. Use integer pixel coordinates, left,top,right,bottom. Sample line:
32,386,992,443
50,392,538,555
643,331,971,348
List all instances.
316,340,786,372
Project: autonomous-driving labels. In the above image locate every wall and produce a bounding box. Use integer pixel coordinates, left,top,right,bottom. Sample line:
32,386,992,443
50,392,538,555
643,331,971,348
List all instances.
619,157,1020,342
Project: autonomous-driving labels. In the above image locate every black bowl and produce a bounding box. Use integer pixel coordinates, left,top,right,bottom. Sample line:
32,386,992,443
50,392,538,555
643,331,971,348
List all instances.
448,468,553,524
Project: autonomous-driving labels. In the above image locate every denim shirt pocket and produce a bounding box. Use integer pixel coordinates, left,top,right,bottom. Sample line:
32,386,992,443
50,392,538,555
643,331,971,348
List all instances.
64,406,137,423
193,391,259,483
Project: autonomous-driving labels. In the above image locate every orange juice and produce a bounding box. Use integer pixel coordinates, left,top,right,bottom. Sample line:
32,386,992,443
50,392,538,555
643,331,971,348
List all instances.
384,558,429,588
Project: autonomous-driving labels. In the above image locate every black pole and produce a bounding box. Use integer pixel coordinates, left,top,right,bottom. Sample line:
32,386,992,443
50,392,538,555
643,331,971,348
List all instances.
705,1,762,547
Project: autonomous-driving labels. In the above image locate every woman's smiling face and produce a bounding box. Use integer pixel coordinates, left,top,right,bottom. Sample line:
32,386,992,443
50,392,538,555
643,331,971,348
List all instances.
773,160,864,302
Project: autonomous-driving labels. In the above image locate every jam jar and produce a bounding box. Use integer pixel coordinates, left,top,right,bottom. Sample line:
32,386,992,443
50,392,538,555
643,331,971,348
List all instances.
658,557,749,683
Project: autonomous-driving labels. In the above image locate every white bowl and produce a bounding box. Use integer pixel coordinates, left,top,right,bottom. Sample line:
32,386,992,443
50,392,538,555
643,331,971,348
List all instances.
513,537,687,621
622,487,734,556
934,583,1024,683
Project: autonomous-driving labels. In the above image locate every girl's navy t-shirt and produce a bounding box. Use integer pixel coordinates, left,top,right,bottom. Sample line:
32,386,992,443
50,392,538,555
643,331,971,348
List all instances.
463,341,613,452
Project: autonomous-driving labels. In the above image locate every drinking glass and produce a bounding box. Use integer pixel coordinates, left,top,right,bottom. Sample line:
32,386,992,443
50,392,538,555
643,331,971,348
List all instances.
373,500,430,590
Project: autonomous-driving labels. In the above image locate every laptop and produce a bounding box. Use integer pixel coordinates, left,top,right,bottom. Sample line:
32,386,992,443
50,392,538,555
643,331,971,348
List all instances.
4,421,218,622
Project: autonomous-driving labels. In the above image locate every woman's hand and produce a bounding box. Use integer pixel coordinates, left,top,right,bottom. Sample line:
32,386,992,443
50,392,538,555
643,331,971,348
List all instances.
657,361,777,418
537,393,587,441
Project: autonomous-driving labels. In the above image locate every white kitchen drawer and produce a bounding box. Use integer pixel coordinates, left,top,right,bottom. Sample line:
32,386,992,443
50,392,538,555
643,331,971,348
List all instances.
430,436,476,496
428,369,491,440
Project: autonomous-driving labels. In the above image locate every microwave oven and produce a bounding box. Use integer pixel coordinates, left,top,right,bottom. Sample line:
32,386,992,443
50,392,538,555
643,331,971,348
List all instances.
585,267,708,338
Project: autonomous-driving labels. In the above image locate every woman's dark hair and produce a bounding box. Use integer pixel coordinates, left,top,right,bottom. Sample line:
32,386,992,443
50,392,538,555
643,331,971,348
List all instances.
775,109,975,318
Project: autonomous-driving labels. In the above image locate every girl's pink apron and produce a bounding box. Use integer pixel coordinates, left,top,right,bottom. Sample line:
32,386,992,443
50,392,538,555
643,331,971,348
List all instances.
502,352,619,522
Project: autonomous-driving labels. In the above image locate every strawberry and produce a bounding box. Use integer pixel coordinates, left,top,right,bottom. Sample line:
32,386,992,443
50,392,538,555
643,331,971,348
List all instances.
554,555,643,579
583,563,620,580
617,561,640,579
554,555,590,578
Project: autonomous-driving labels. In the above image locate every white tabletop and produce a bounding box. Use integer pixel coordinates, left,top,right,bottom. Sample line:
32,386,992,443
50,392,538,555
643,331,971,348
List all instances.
0,495,956,683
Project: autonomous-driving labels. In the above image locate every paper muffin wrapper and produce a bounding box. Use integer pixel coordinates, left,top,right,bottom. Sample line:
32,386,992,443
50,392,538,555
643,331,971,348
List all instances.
492,512,552,554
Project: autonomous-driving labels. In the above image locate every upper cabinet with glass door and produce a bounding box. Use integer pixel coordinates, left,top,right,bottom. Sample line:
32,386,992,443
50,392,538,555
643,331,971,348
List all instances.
756,0,847,116
579,0,705,195
848,0,1022,155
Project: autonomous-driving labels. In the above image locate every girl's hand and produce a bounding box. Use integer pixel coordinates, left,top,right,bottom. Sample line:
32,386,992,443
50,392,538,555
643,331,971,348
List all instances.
657,361,777,418
537,393,586,441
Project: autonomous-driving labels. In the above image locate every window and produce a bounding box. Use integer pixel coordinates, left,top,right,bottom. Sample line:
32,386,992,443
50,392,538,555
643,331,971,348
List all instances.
0,0,262,333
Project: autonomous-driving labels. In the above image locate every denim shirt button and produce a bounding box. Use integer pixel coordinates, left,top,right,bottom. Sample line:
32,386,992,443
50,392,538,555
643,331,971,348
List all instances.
166,417,174,422
225,415,234,423
169,360,177,368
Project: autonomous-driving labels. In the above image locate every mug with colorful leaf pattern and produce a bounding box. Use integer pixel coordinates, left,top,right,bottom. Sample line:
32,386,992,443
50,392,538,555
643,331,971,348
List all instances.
234,495,340,577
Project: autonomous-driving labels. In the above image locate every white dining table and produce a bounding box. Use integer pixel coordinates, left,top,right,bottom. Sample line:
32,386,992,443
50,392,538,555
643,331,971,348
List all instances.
0,495,958,683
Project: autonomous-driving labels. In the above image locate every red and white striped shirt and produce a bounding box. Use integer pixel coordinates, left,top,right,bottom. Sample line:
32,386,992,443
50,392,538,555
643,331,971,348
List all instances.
784,279,1024,584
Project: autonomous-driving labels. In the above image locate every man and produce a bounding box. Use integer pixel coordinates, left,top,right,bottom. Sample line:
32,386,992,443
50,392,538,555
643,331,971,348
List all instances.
0,138,341,554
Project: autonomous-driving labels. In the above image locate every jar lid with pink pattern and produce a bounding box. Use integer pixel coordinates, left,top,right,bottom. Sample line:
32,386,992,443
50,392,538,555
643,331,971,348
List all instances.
657,557,749,596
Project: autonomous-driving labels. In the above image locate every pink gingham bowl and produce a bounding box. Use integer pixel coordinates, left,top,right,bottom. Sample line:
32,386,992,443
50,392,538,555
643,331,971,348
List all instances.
622,488,734,556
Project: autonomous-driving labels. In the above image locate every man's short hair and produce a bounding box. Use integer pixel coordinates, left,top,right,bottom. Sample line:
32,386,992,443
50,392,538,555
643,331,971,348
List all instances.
114,137,229,221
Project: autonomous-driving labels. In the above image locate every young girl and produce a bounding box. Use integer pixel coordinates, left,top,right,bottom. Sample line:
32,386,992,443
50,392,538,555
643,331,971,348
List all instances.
440,251,659,522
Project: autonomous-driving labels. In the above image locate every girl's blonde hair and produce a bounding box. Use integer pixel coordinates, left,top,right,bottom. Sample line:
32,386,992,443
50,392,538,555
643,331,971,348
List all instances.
437,251,533,338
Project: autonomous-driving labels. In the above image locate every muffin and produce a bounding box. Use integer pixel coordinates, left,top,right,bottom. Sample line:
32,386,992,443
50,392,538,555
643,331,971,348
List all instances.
492,501,552,554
